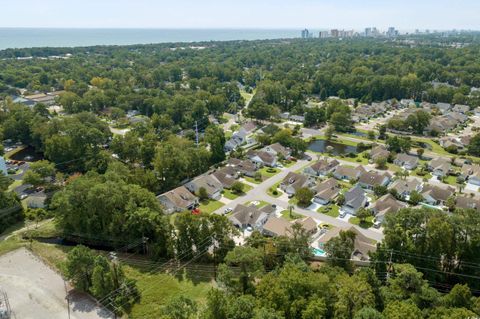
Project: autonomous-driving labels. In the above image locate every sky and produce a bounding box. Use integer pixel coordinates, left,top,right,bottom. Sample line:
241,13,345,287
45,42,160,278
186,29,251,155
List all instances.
2,0,480,30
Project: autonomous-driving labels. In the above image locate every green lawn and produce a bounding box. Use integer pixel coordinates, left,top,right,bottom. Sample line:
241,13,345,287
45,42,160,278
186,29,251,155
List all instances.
280,210,302,221
198,200,224,214
349,216,374,229
244,176,262,184
7,179,22,192
222,183,253,200
245,200,270,208
443,175,458,186
267,182,283,198
260,167,280,178
317,205,340,218
412,169,433,180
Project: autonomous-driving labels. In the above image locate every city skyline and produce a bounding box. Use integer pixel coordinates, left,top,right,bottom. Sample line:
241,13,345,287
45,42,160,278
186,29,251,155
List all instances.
2,0,480,30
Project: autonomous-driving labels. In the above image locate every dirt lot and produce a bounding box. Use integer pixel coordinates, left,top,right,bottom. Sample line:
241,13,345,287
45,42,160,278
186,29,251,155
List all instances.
0,248,113,319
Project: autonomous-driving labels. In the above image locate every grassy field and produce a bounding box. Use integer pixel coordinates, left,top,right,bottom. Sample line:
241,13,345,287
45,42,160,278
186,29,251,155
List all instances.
267,182,283,198
126,266,214,319
317,205,340,218
349,216,374,229
198,200,224,214
245,200,270,208
222,183,253,200
243,176,262,184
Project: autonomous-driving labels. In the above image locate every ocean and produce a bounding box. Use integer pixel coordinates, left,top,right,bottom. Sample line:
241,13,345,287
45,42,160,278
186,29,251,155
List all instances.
0,28,302,50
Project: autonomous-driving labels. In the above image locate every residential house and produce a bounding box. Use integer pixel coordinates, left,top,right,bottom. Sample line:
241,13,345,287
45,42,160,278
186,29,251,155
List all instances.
436,102,452,114
461,164,480,186
389,178,423,198
227,158,258,177
358,170,391,191
263,216,317,237
313,178,341,205
452,104,470,114
370,145,390,162
342,185,368,215
26,191,47,209
280,172,315,196
439,137,466,150
212,167,238,189
394,153,419,170
455,195,480,211
241,121,257,134
224,129,247,152
429,158,452,177
475,107,480,116
421,184,455,206
247,150,277,168
371,194,407,224
333,165,366,181
318,226,376,261
303,158,339,177
228,204,271,230
263,143,291,159
185,175,223,200
157,186,199,214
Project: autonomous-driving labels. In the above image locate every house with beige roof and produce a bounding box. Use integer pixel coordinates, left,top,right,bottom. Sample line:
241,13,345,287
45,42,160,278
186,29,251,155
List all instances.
304,158,339,177
455,195,480,211
318,226,376,261
371,194,407,224
333,165,366,181
313,178,341,205
421,184,455,206
390,178,422,198
263,143,291,159
370,145,390,162
394,153,419,170
358,170,391,191
461,164,480,186
228,204,272,230
263,216,318,237
428,158,452,177
157,186,199,214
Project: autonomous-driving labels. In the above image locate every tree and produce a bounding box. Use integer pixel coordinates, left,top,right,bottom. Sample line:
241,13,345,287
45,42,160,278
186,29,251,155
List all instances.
219,246,264,294
205,125,226,164
468,134,480,157
330,112,352,132
335,274,376,319
382,301,422,319
374,185,388,198
445,196,456,212
354,307,384,319
378,125,387,140
408,190,423,205
337,193,345,206
375,156,388,170
65,245,96,292
324,230,356,271
22,171,43,187
161,296,198,319
357,208,372,224
326,124,335,140
231,181,244,194
441,284,472,309
198,187,209,201
416,148,424,159
295,187,314,207
368,130,376,140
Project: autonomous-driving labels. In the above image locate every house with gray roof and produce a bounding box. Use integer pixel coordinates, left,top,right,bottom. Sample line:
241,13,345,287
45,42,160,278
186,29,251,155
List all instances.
394,153,419,170
370,145,390,162
304,158,339,177
280,172,315,196
318,226,376,261
452,104,470,114
358,170,391,191
185,175,223,200
461,164,480,186
228,204,271,230
436,102,452,114
342,185,368,215
428,158,452,177
389,178,422,198
157,186,199,214
263,216,317,237
455,195,480,211
263,143,291,159
247,150,277,168
212,167,238,189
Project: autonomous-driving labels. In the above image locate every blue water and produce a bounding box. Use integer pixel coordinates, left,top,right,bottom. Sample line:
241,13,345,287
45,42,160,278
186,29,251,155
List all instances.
313,248,326,257
0,28,301,50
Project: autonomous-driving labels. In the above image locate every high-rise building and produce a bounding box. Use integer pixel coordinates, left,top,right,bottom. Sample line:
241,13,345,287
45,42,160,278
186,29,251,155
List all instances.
301,29,310,39
386,27,398,37
331,29,339,38
319,31,330,38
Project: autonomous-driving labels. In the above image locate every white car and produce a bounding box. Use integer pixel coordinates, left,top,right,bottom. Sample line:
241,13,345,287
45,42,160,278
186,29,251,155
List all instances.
251,201,260,206
224,207,233,215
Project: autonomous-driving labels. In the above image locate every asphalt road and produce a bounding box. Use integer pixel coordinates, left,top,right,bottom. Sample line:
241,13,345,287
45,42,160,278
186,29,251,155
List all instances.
213,157,385,242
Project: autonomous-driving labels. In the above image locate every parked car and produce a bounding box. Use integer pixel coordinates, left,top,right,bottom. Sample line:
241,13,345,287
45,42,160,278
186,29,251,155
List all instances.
373,220,382,228
224,207,233,215
303,154,312,161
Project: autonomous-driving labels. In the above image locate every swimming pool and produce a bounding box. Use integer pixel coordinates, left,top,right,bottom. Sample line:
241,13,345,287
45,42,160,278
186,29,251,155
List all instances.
313,248,326,257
